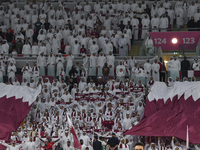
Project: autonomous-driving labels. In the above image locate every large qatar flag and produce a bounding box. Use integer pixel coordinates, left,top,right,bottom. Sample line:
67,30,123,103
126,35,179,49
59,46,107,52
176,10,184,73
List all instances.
126,82,200,144
0,83,40,147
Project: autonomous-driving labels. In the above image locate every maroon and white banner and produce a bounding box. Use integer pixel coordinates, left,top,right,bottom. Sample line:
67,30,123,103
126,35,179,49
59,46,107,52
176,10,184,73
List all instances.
67,114,81,149
126,82,200,144
149,31,200,51
0,84,41,149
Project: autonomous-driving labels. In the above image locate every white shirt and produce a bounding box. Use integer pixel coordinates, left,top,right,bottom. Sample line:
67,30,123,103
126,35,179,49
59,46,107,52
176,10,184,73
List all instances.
107,55,115,67
79,135,90,146
90,56,97,67
97,55,106,67
144,62,152,77
160,17,169,29
103,43,113,55
66,55,74,68
122,117,132,130
193,62,200,70
151,17,160,28
22,44,31,55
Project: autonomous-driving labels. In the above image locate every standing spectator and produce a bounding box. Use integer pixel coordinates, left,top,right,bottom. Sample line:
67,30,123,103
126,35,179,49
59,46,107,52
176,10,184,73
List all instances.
145,5,151,18
80,45,86,55
118,21,125,32
107,133,119,150
181,56,190,79
0,62,4,82
170,56,181,80
66,52,74,77
15,32,24,54
47,52,56,77
135,64,145,84
188,1,197,20
144,59,152,83
93,136,102,150
167,6,175,29
192,59,200,70
97,52,106,76
175,5,184,30
35,18,42,36
7,61,16,82
5,29,14,53
2,40,9,55
37,52,46,76
56,53,64,77
131,15,139,40
32,42,39,56
158,57,166,82
141,15,150,39
22,40,31,57
21,62,32,83
32,62,39,82
151,14,160,32
117,68,125,83
119,35,128,56
59,68,65,82
152,59,160,81
160,14,169,32
26,25,34,45
89,53,97,76
102,63,110,84
69,65,78,78
106,51,115,76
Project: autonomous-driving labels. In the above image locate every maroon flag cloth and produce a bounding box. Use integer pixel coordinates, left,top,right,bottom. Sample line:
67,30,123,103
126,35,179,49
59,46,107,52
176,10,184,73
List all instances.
67,114,81,149
0,84,41,149
125,82,200,144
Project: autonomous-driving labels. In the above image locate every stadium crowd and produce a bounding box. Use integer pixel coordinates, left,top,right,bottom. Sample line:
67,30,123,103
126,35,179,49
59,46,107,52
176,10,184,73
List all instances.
0,0,199,57
0,0,200,150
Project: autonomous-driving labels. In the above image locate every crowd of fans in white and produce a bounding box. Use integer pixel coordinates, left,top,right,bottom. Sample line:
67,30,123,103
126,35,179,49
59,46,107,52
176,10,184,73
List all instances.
0,0,199,57
0,0,200,150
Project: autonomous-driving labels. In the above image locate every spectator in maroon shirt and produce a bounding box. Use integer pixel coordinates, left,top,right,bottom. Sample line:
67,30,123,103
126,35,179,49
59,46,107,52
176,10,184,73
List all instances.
80,45,86,55
91,28,98,38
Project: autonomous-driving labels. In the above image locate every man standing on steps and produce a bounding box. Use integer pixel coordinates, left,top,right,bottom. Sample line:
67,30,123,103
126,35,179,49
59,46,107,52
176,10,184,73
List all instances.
181,56,190,79
102,63,110,84
107,133,119,150
158,57,166,82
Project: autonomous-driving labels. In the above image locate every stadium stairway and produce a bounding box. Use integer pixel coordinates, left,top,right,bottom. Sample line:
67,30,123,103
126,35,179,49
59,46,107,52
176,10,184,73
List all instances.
129,41,143,56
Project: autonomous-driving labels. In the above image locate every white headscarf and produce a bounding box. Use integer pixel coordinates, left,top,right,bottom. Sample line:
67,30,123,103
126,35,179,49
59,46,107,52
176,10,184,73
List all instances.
168,77,174,87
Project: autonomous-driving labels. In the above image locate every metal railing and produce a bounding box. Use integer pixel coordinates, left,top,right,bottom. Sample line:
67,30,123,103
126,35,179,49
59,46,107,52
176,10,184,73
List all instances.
12,55,156,69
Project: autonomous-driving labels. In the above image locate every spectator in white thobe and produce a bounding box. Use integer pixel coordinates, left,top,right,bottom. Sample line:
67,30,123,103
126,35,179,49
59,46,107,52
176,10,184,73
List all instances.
7,61,16,82
22,40,31,57
151,14,160,32
151,59,160,81
119,35,128,56
159,14,169,32
97,52,106,76
141,15,150,39
144,59,152,83
131,15,139,40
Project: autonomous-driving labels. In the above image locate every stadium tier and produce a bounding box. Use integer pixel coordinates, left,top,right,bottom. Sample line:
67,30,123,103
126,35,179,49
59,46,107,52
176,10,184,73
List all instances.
0,0,199,150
